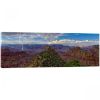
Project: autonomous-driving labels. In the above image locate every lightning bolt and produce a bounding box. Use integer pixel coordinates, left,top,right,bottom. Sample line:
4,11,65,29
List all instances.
19,32,24,51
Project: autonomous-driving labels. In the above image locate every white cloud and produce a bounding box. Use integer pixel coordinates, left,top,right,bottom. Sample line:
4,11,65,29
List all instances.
2,39,46,44
2,33,64,44
48,39,99,47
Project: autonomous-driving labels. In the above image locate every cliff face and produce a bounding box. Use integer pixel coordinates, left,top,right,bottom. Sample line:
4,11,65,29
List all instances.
1,48,32,68
1,45,99,67
59,46,99,66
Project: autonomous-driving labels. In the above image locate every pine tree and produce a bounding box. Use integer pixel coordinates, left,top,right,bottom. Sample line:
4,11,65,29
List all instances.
30,46,65,67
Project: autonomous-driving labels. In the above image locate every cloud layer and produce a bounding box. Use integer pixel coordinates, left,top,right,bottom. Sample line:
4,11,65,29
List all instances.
1,32,99,47
2,33,63,44
48,39,99,47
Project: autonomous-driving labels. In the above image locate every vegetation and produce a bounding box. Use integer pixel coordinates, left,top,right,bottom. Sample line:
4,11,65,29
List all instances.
30,46,65,67
64,60,80,67
30,46,82,67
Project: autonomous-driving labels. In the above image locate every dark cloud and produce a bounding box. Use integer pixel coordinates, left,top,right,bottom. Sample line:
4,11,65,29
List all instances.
1,32,61,36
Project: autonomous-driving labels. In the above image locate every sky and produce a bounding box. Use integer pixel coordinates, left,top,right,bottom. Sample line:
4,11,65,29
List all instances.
1,32,99,47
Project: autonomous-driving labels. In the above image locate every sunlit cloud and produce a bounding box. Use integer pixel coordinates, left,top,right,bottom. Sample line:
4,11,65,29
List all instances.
49,39,99,47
